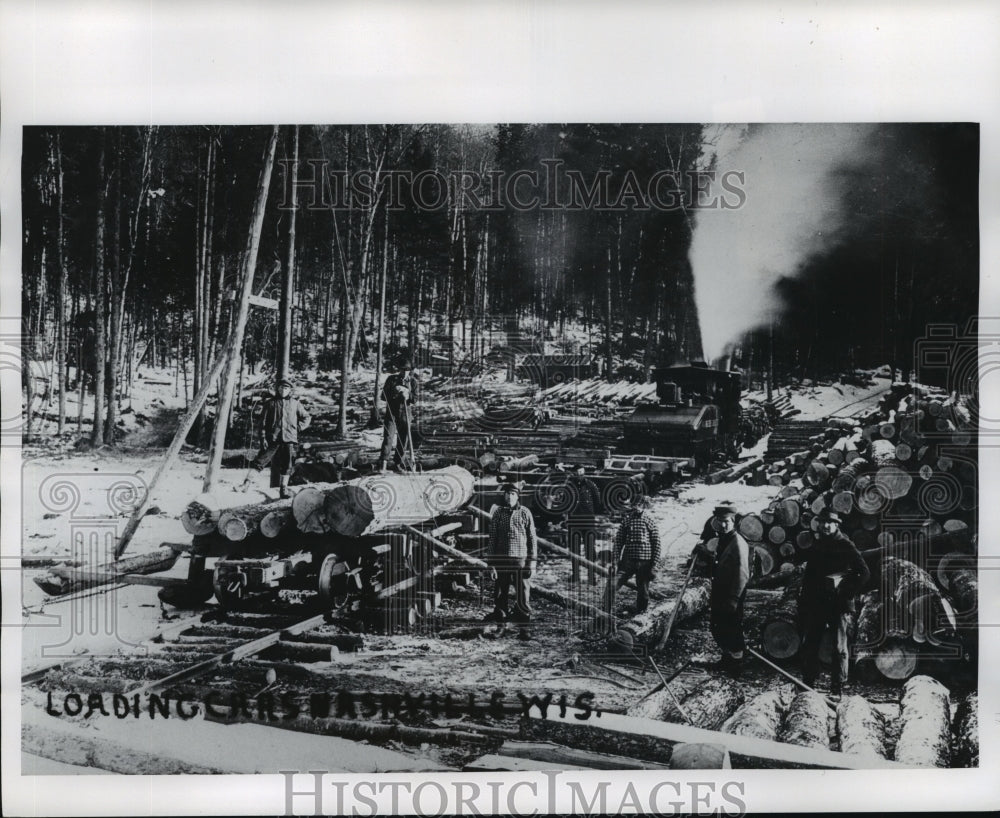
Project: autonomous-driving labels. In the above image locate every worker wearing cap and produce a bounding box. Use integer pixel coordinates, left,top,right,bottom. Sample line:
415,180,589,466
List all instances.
604,495,662,616
243,378,311,498
378,358,418,472
706,504,750,676
486,484,537,637
799,507,870,697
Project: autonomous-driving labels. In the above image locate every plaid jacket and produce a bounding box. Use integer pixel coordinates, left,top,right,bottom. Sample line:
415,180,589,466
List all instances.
489,504,537,560
614,510,662,563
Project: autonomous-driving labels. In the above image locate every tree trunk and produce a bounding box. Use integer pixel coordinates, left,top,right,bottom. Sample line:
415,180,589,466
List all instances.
629,676,744,731
203,125,280,492
322,467,475,537
895,675,951,767
951,691,978,768
217,497,295,542
55,133,68,436
278,125,299,381
778,691,831,749
722,686,796,741
370,218,389,426
836,695,887,758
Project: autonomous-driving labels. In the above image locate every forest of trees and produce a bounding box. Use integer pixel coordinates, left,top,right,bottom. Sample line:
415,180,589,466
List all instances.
20,122,978,445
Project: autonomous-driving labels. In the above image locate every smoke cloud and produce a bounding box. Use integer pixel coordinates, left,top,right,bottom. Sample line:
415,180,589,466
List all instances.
690,123,876,362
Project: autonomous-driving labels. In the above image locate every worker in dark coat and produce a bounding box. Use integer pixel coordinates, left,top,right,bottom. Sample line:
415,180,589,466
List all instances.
486,484,537,639
798,508,870,697
702,504,750,677
604,495,662,616
243,378,311,498
378,358,418,472
566,464,602,516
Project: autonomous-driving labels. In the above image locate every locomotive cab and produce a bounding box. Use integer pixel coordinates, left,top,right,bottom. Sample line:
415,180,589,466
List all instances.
622,361,742,468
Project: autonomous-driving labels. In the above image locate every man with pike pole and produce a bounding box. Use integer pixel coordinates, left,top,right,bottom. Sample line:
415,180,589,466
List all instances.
378,357,418,473
242,378,312,499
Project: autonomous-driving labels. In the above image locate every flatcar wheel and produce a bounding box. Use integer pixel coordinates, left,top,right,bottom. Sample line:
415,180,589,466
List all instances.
318,553,350,610
213,558,251,610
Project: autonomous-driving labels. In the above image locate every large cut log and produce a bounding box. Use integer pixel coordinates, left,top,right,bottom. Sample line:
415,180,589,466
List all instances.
181,497,221,536
628,676,744,731
615,578,711,645
836,695,887,758
498,454,540,473
761,595,801,660
874,638,919,681
882,556,956,634
291,481,345,534
260,506,294,538
33,546,181,596
774,498,801,528
737,514,764,542
896,675,951,767
779,691,832,749
722,685,796,741
321,467,476,536
217,498,294,542
951,691,978,768
753,543,778,577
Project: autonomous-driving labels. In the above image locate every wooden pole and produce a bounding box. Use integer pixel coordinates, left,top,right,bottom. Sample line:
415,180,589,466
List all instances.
745,647,835,710
653,554,698,651
114,333,238,557
278,125,298,381
402,525,490,570
203,125,280,493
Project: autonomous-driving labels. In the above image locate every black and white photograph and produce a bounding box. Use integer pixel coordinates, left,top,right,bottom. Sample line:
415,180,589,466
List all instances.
2,2,998,816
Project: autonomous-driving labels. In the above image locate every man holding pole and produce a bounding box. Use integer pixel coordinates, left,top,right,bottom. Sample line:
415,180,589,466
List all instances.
378,357,417,472
242,378,311,498
701,504,749,677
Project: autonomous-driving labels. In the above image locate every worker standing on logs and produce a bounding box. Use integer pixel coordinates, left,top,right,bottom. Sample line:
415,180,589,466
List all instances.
242,378,311,498
604,495,662,616
485,484,537,640
798,508,870,698
378,358,418,473
701,504,749,677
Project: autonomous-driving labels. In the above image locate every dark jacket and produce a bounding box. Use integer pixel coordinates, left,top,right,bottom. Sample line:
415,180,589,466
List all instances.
712,530,750,608
800,529,871,614
262,395,311,446
382,372,418,421
567,473,602,515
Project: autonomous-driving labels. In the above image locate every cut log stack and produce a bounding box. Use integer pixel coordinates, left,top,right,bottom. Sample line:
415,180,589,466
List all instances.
736,386,976,684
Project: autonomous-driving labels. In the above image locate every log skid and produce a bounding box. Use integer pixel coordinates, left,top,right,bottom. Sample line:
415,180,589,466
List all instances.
951,691,978,768
836,695,887,758
722,685,796,742
779,691,832,750
895,675,951,767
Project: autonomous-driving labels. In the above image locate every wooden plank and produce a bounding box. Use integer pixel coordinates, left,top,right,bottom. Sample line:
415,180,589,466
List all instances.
523,706,908,769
